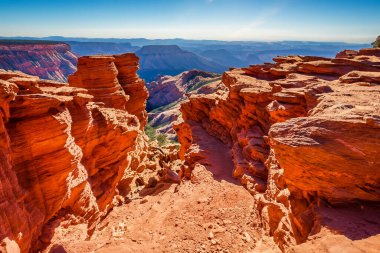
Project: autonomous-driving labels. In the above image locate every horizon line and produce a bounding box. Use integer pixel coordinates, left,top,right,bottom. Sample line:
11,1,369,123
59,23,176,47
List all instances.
0,35,373,45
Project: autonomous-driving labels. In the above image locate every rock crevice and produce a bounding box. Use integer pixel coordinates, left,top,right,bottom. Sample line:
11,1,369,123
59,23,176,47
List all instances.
174,48,380,251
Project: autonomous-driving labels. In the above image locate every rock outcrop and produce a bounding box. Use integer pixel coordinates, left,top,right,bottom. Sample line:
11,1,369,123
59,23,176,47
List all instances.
1,44,379,253
146,70,224,140
174,48,380,251
0,41,77,82
0,53,152,252
146,70,221,110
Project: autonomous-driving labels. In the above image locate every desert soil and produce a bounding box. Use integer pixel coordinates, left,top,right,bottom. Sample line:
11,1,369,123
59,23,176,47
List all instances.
46,126,280,253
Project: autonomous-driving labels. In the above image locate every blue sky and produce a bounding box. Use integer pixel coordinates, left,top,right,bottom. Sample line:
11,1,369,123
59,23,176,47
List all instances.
0,0,379,42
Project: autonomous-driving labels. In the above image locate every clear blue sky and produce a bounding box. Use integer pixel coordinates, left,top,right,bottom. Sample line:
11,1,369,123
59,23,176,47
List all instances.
0,0,379,42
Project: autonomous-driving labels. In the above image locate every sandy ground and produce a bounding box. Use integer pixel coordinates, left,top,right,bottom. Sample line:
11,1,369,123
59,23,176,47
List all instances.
44,124,380,253
46,126,280,253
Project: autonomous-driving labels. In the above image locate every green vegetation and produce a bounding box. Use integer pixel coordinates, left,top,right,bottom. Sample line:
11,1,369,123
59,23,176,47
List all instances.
150,99,182,113
186,76,222,92
372,36,380,48
144,124,169,147
144,124,156,140
156,134,168,147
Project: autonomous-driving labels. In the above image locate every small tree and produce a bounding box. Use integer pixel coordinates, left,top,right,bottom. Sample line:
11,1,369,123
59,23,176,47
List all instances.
156,134,167,147
372,36,380,48
144,124,168,146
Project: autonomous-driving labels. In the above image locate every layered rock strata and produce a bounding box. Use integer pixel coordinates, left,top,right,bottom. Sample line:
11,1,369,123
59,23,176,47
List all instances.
0,53,151,252
0,42,77,82
146,70,224,140
174,48,380,251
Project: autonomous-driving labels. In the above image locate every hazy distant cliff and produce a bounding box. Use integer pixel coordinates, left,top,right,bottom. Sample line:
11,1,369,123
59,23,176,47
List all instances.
136,45,226,81
0,41,77,82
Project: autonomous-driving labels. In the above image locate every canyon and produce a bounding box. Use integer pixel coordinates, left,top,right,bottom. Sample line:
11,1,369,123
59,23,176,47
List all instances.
0,47,379,253
0,53,182,253
146,70,224,141
0,38,369,85
136,45,226,82
174,47,380,251
0,41,77,82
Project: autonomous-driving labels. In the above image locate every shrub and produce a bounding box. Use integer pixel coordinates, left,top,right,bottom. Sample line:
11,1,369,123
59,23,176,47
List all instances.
144,124,156,141
144,124,168,147
372,36,380,48
156,134,167,147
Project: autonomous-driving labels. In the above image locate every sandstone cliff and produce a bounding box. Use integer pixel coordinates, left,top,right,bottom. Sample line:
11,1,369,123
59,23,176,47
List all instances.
1,46,379,253
0,53,154,252
0,41,77,82
174,48,380,251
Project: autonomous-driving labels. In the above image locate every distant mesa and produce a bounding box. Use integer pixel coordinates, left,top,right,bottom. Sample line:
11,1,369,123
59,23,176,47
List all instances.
136,45,226,82
67,41,139,56
137,44,184,54
0,37,372,84
199,48,248,68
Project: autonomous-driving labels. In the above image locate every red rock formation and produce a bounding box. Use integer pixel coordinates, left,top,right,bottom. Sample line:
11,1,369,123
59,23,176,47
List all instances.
146,70,224,141
68,53,148,128
114,53,149,127
146,70,221,110
0,42,77,82
0,53,149,252
174,48,380,251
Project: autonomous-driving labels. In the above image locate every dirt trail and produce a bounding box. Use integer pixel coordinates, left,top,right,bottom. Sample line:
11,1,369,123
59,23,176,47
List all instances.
188,124,238,182
46,125,280,253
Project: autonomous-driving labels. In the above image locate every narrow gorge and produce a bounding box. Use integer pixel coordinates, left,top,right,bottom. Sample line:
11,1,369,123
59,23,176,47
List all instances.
0,48,379,253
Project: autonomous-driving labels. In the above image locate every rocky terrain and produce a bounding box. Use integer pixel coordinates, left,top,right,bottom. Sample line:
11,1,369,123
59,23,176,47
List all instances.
146,70,224,141
0,53,183,253
174,47,380,251
0,38,369,85
0,41,77,82
0,46,379,253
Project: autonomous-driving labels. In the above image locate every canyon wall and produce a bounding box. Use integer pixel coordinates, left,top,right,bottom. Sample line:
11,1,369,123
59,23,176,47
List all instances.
0,53,151,253
0,43,77,82
174,48,380,250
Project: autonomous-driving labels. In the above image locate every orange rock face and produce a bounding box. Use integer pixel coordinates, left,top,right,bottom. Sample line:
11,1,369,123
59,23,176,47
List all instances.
0,53,149,252
175,48,380,250
0,43,77,82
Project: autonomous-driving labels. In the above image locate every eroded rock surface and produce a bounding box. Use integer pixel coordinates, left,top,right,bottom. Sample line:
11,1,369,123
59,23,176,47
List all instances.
147,70,224,140
174,48,380,251
0,53,158,253
0,42,77,82
1,47,380,253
